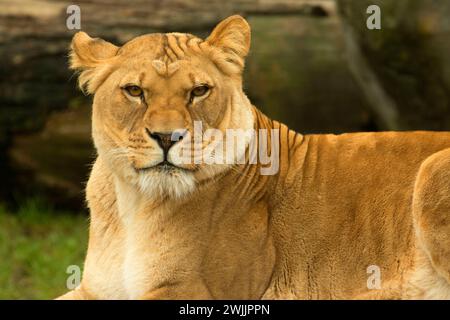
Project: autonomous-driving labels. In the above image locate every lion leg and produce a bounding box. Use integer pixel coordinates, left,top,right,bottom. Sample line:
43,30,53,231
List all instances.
139,281,214,300
56,285,91,300
413,148,450,284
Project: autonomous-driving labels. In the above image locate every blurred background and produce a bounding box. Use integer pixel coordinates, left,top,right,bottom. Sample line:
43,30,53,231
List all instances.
0,0,449,299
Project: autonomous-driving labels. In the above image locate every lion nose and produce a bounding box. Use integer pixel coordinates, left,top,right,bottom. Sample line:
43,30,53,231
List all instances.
146,129,184,156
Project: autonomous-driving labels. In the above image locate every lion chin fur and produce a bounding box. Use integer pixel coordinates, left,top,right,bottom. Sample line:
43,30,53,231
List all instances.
57,15,450,300
136,169,196,200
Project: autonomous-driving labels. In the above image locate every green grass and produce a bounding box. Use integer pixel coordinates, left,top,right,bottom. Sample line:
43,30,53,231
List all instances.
0,199,88,299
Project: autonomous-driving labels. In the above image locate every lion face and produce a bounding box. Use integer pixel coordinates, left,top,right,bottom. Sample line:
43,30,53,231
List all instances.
70,16,254,199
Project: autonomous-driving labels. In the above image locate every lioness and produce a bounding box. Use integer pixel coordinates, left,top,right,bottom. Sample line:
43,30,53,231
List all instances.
59,15,450,299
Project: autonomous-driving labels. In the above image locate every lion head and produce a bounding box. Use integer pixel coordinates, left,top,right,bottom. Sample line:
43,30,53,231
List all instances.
70,15,255,199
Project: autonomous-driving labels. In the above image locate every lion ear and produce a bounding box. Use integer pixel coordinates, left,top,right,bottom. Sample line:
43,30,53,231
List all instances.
69,32,119,94
70,31,118,69
206,15,251,74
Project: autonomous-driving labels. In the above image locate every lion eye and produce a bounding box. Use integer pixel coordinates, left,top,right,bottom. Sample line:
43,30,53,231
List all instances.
191,85,209,98
124,85,143,97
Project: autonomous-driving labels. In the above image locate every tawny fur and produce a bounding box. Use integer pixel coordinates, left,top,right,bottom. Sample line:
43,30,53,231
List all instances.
58,16,450,300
